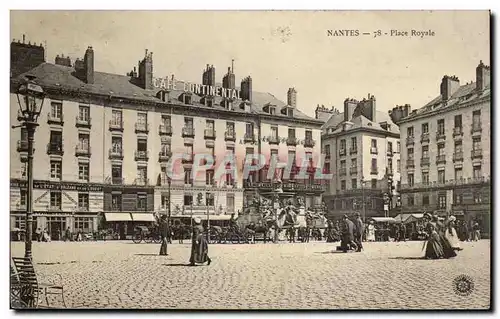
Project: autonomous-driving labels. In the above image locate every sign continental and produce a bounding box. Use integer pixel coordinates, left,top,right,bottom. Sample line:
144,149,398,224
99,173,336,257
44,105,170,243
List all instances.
10,180,104,192
153,77,241,99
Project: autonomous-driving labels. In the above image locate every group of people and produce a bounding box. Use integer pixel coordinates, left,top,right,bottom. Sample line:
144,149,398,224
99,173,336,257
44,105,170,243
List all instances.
338,212,364,253
423,212,463,259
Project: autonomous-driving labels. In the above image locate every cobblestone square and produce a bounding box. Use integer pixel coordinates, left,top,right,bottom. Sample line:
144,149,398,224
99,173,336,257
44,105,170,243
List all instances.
10,240,490,310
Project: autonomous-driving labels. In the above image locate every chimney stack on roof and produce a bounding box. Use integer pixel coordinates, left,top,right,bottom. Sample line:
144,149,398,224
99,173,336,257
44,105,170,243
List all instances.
287,87,297,108
83,46,94,84
138,49,153,90
240,76,253,102
222,61,236,90
10,34,46,78
440,75,460,100
55,53,72,67
476,60,490,91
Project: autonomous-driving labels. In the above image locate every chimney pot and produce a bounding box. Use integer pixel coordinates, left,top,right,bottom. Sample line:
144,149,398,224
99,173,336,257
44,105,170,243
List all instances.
22,34,25,43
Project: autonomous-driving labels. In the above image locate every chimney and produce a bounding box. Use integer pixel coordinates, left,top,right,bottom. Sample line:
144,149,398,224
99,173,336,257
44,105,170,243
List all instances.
202,64,216,87
440,75,460,100
138,49,153,90
476,60,490,91
287,88,297,107
241,76,253,102
343,98,357,122
55,53,72,67
355,94,377,122
222,65,235,90
10,35,46,77
83,46,94,84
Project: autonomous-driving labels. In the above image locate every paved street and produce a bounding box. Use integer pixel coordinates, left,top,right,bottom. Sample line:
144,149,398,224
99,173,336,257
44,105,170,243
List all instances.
11,240,490,310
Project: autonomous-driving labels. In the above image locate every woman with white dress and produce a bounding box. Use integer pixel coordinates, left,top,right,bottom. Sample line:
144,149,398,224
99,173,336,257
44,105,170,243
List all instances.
366,221,376,242
445,216,462,251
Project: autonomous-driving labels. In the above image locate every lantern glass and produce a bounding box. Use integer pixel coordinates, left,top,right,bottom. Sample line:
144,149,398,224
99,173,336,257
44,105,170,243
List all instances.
16,77,45,122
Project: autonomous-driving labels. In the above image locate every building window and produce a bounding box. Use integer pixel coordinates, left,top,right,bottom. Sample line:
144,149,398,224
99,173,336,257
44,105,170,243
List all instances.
324,162,330,174
206,193,214,206
340,139,346,150
20,188,27,206
438,169,445,183
408,173,414,187
112,165,122,180
341,200,346,209
78,133,90,151
78,105,90,122
20,162,27,179
50,160,62,179
184,169,192,185
455,193,463,204
74,217,93,233
388,158,393,172
472,137,481,151
422,194,429,206
454,168,463,180
269,107,276,115
371,139,377,148
438,194,446,209
288,151,296,167
351,137,357,149
206,170,214,185
422,123,429,134
78,163,89,181
437,119,445,135
454,141,462,153
396,141,400,153
184,117,193,129
351,158,357,168
226,122,235,135
371,158,377,173
161,115,171,127
422,145,429,158
305,130,312,140
184,194,193,206
371,198,377,209
111,136,122,153
271,126,278,139
111,194,122,211
111,110,122,126
473,165,482,179
270,149,278,164
161,142,171,155
78,193,89,211
397,160,400,173
161,194,169,209
388,141,393,153
50,191,62,210
473,192,482,203
407,126,414,137
340,180,346,190
371,179,377,189
454,114,462,128
422,171,429,185
137,194,147,210
351,179,357,189
408,195,415,206
473,110,481,128
227,193,235,213
437,143,445,156
288,128,295,139
324,144,331,156
408,148,414,160
340,160,346,170
137,166,147,184
185,144,193,161
50,101,63,119
137,112,148,127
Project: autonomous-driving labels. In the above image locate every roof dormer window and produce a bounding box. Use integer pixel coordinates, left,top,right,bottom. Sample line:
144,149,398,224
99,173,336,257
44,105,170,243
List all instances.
288,108,294,117
270,107,276,115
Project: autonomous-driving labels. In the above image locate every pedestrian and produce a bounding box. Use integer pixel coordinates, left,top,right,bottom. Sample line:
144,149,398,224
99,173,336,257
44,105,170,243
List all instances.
366,221,375,242
445,216,462,251
178,221,185,244
473,222,481,241
422,212,456,259
36,227,41,242
353,212,363,252
159,214,169,256
64,227,71,242
189,217,211,266
340,214,357,252
400,222,407,242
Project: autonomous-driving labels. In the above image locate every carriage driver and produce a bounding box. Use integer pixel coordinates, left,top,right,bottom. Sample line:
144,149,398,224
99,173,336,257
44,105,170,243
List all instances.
229,213,238,231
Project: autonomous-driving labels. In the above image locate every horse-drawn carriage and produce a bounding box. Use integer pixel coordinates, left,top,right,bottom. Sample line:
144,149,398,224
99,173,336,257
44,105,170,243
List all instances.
132,225,162,244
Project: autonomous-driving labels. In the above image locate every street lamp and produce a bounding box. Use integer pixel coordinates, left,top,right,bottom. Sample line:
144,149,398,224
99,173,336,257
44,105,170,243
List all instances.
361,177,366,223
272,179,283,243
15,75,45,259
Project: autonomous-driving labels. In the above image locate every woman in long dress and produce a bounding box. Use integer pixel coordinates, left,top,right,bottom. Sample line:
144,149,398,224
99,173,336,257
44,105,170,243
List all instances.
445,216,462,251
423,213,457,259
366,221,376,242
189,218,211,266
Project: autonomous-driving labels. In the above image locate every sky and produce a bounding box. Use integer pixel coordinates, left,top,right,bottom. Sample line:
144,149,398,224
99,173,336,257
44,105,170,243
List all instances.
10,10,490,118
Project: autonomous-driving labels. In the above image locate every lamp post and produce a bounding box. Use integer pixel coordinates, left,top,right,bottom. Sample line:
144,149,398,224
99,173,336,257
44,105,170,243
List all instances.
272,179,283,243
14,75,45,260
361,177,366,223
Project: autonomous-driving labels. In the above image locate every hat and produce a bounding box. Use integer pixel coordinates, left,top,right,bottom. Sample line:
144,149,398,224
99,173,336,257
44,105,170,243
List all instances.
423,212,432,219
343,214,348,218
193,217,201,224
355,212,360,216
370,220,374,224
448,216,456,222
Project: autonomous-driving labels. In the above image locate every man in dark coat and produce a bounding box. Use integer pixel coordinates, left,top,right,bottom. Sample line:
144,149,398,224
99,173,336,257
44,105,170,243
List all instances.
159,214,169,256
400,222,407,242
190,217,211,266
340,214,357,252
353,212,364,252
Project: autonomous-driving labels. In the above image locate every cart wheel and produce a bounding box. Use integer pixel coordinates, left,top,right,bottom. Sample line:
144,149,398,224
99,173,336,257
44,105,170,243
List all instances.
144,235,153,243
132,233,143,244
231,235,240,244
153,236,162,244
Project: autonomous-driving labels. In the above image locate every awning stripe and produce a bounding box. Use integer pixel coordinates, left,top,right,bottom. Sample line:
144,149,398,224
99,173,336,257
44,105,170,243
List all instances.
104,212,132,222
131,213,156,222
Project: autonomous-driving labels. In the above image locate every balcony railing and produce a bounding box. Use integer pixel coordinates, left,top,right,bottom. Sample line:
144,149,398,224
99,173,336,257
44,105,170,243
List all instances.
400,175,491,190
370,147,378,154
420,157,430,167
204,129,216,140
134,150,149,161
471,124,482,134
370,168,378,175
420,133,430,143
436,155,446,164
349,167,358,175
325,153,331,160
47,113,64,125
471,149,483,159
110,177,124,185
108,148,124,160
339,168,347,176
244,133,255,143
339,148,346,156
159,124,172,136
268,135,280,145
109,120,124,132
406,159,415,168
75,145,91,157
158,151,172,162
17,140,28,152
387,168,394,176
133,178,150,186
75,116,91,128
453,152,464,162
182,154,193,163
224,131,236,142
406,136,414,146
286,137,298,146
304,138,315,148
243,181,326,192
453,127,463,137
387,149,393,157
182,127,195,138
46,142,64,156
436,131,446,141
135,123,150,134
350,147,357,155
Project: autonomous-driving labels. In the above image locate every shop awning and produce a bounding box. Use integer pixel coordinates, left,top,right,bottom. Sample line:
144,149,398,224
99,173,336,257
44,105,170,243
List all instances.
199,215,232,221
131,213,156,222
104,212,132,222
369,217,396,223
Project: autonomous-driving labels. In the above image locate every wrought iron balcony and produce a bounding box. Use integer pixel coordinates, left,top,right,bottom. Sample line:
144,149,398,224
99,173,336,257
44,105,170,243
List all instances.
204,129,216,140
75,145,91,157
158,150,172,162
471,149,483,159
75,116,91,128
436,131,446,141
47,112,64,125
135,123,150,134
325,153,331,160
268,135,280,145
370,168,378,175
244,133,255,143
134,150,149,161
349,167,358,175
109,120,124,132
182,127,195,138
108,148,124,160
387,149,393,157
370,147,378,154
471,124,482,134
339,148,346,156
349,147,357,155
304,138,315,148
110,177,124,185
453,152,464,162
224,131,236,142
453,127,463,138
420,133,430,143
400,175,491,191
406,159,415,168
182,154,193,163
436,155,446,164
17,140,28,152
339,168,347,176
133,178,150,186
159,124,172,136
406,136,414,146
387,168,394,176
286,137,298,146
420,157,430,167
46,142,64,156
